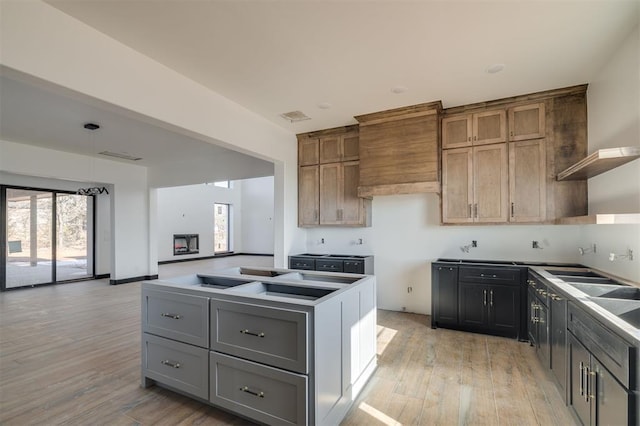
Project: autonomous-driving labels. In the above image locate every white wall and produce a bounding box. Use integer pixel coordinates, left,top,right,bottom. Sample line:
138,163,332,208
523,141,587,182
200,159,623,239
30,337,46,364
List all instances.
156,177,275,262
306,193,582,315
580,24,640,282
0,0,303,269
0,140,148,280
156,183,243,262
241,177,275,254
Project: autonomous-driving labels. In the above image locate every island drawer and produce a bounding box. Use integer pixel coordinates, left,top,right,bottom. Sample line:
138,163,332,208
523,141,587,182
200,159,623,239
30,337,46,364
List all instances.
210,352,308,426
142,333,209,400
143,288,209,348
210,299,309,374
344,260,364,274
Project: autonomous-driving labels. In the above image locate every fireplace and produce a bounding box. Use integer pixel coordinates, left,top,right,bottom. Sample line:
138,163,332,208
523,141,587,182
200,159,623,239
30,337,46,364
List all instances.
173,234,199,255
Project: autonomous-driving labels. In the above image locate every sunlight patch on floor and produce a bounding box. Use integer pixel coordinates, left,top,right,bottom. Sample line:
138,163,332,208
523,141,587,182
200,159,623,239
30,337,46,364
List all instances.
358,402,402,426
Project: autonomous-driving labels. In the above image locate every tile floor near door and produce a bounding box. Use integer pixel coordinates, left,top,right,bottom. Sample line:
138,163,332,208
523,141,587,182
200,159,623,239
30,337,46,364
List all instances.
0,256,576,425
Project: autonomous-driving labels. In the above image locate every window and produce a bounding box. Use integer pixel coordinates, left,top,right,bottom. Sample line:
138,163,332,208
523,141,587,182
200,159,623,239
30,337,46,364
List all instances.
214,203,230,253
214,181,230,188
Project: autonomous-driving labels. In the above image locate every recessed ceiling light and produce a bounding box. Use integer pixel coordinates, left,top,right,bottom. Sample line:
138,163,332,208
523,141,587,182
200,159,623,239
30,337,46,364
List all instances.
317,102,332,109
486,63,506,74
391,85,408,94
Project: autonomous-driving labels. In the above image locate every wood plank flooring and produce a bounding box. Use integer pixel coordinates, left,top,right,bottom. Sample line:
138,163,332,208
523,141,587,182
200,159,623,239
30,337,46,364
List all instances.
1,257,576,425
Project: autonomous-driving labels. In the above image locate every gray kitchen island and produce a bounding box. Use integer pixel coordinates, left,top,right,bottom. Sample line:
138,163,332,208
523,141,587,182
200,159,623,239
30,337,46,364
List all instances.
141,266,377,425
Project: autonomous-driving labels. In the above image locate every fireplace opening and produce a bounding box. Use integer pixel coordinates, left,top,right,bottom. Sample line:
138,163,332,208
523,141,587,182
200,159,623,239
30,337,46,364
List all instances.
174,234,199,255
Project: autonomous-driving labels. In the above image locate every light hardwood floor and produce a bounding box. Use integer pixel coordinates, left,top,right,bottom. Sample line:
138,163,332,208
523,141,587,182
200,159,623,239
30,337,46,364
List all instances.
0,256,576,425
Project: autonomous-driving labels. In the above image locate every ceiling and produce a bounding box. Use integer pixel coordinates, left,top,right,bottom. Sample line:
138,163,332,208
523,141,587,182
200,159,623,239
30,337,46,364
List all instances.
45,0,639,134
2,1,638,188
0,69,274,188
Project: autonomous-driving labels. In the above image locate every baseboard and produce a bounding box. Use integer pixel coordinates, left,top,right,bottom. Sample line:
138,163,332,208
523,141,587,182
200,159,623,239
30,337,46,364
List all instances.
95,273,110,280
158,252,274,265
109,274,159,285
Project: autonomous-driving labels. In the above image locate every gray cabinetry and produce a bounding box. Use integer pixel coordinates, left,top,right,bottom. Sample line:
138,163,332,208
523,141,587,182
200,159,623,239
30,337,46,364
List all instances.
210,299,309,374
528,276,550,369
210,351,308,426
431,264,458,327
141,268,377,425
142,333,209,400
143,288,209,347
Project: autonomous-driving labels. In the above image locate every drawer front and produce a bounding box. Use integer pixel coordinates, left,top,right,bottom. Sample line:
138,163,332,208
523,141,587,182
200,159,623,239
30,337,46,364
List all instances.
315,259,344,273
459,266,520,285
289,257,315,270
210,352,307,426
210,299,309,374
143,333,209,400
143,288,209,347
568,302,631,388
343,260,364,274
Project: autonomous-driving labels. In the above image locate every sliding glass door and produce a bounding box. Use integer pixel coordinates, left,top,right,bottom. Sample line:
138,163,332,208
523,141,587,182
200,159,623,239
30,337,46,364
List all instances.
2,186,94,290
56,193,93,281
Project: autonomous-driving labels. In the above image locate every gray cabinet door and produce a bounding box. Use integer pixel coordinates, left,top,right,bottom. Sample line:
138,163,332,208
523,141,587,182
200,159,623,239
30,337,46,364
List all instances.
210,352,307,426
568,333,591,426
210,299,309,374
143,288,209,348
142,333,209,400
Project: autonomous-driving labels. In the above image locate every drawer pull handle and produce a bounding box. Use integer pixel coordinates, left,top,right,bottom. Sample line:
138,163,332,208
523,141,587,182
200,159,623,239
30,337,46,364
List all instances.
161,360,181,369
240,329,265,338
239,386,264,398
161,313,182,320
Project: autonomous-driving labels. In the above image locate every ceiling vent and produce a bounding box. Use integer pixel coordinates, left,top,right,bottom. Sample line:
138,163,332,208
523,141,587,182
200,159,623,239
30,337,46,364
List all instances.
280,110,311,123
99,151,143,161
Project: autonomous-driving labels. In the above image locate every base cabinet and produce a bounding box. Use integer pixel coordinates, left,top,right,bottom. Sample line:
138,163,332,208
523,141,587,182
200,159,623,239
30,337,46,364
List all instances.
432,263,523,339
568,333,631,426
141,271,377,425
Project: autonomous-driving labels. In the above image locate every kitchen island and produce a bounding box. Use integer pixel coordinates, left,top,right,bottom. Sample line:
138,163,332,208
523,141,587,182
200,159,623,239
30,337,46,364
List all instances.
141,266,377,426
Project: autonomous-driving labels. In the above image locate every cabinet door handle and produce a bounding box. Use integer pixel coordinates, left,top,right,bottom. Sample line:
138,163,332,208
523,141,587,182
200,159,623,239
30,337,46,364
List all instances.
314,210,318,221
474,136,477,141
468,136,471,142
240,329,265,338
161,313,181,320
510,130,514,137
584,366,591,402
579,362,584,396
490,290,493,307
161,359,181,369
483,289,487,306
474,204,478,218
239,386,265,398
511,202,515,217
468,204,472,218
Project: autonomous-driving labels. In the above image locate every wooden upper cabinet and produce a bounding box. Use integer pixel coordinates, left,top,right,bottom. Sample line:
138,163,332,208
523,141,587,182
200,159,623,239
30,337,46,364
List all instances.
341,161,364,225
508,102,545,141
319,163,341,224
509,140,546,222
319,132,359,164
442,115,472,149
474,110,507,145
442,109,506,149
319,161,367,226
474,144,508,223
299,138,319,166
442,148,474,223
298,166,319,226
297,125,369,227
442,144,508,224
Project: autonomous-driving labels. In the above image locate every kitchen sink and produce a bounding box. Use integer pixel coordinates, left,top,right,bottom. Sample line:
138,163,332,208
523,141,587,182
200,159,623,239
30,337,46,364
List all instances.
569,283,628,297
198,276,255,289
565,277,619,285
590,297,640,328
546,269,601,277
596,287,640,300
